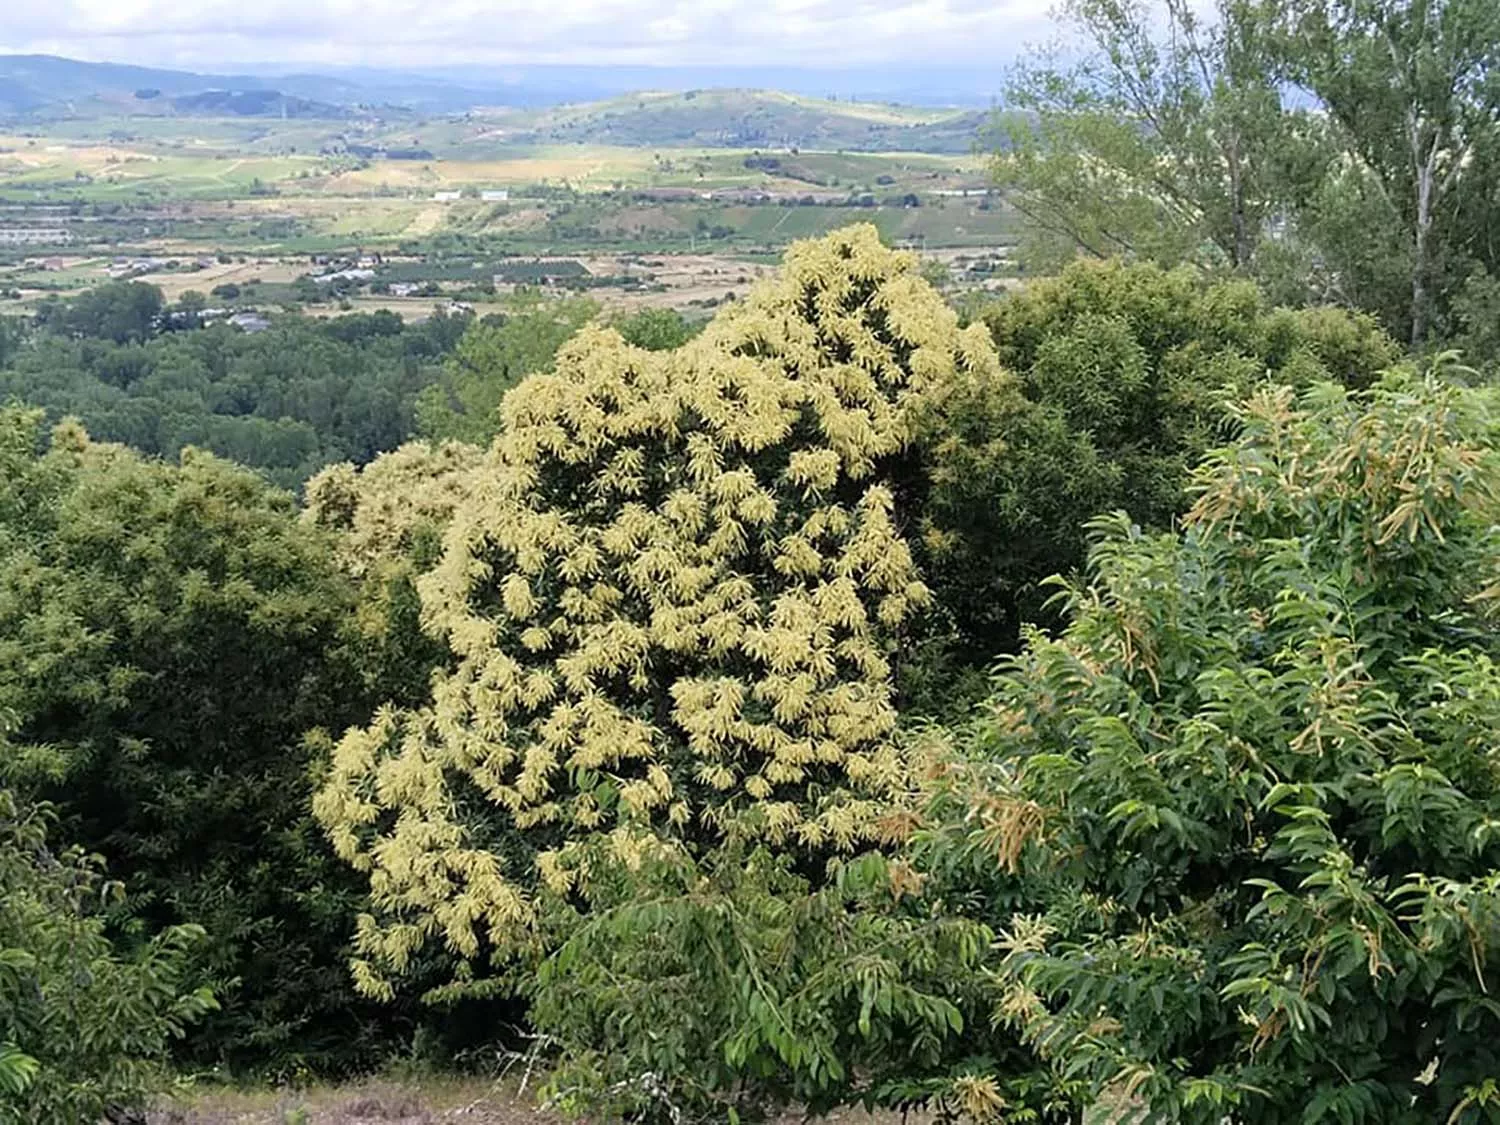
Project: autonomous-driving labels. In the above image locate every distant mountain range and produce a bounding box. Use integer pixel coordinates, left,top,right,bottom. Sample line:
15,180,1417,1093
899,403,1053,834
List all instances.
0,54,1003,120
0,55,464,116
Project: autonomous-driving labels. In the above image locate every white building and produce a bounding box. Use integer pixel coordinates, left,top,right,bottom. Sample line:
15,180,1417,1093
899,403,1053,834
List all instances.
228,312,271,334
480,189,509,202
432,191,462,202
314,268,376,285
0,228,72,245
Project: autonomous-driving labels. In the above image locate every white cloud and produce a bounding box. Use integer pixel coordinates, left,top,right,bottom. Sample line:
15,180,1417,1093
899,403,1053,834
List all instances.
1,0,1052,69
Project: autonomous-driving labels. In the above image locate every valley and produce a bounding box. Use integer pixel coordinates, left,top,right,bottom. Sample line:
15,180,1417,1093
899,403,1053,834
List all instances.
0,88,1015,317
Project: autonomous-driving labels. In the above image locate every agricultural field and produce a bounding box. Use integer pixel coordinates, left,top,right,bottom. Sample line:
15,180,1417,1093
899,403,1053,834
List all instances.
0,134,327,199
0,105,1013,317
0,130,986,201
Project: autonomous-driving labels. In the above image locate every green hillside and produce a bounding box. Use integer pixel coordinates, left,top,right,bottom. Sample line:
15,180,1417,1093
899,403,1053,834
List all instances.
0,56,991,154
467,89,989,153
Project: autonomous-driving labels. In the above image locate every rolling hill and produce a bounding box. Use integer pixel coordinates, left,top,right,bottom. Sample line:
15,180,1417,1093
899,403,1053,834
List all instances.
447,90,990,154
0,55,993,154
0,55,449,117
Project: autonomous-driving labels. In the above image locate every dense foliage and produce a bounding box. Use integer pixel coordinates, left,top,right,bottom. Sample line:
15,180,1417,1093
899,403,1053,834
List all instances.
922,367,1500,1122
911,257,1398,674
1271,0,1500,346
4,285,694,493
415,293,599,445
610,306,701,352
527,840,1009,1124
35,281,167,345
999,0,1500,350
2,300,467,488
416,298,703,445
313,225,985,997
4,192,1500,1123
0,407,404,1075
302,437,486,717
997,0,1295,274
0,755,214,1125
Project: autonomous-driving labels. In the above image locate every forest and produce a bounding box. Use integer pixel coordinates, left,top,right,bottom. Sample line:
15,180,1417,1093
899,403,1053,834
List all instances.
4,0,1500,1123
0,288,696,489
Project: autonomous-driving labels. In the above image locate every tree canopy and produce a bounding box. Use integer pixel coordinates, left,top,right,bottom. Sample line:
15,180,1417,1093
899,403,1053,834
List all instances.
996,0,1302,274
997,0,1500,351
2,202,1499,1119
0,407,403,1073
1271,0,1500,346
910,256,1398,679
415,292,600,445
1,300,467,488
922,365,1500,1122
314,226,992,996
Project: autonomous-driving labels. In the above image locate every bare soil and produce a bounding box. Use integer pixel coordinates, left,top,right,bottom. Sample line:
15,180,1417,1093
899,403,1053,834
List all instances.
148,1077,920,1125
148,1077,562,1125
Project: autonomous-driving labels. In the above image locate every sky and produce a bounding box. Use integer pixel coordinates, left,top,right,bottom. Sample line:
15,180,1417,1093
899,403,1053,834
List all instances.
1,0,1053,71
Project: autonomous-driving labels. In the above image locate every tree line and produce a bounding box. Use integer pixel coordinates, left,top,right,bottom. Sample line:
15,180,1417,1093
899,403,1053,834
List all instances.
0,283,699,491
997,0,1500,353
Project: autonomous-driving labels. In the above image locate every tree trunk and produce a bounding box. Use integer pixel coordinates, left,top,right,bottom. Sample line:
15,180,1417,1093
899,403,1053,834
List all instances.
1412,176,1433,349
1228,136,1251,270
1410,131,1438,350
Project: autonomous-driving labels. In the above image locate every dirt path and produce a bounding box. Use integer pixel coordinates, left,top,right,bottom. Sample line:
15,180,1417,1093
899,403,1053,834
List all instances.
404,204,448,237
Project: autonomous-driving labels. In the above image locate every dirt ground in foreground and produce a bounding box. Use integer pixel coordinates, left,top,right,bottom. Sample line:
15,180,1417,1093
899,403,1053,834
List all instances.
148,1077,921,1125
149,1077,558,1124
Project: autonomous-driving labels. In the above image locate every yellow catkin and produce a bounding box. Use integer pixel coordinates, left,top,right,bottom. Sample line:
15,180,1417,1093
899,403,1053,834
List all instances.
312,225,1004,988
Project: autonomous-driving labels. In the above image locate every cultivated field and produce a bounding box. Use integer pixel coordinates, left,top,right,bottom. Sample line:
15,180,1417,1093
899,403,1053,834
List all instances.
0,107,1013,313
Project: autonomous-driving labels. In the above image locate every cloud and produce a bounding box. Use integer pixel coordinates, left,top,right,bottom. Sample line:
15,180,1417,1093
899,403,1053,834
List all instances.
1,0,1052,69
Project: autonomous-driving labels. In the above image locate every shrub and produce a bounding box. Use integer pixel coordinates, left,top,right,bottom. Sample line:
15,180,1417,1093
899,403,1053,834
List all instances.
0,769,214,1125
923,365,1500,1122
0,409,399,1075
528,838,999,1124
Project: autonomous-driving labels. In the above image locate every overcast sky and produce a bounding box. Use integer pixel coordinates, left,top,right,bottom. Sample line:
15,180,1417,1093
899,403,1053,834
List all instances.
2,0,1053,71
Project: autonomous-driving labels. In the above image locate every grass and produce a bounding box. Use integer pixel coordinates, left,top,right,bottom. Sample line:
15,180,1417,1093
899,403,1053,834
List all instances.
149,1075,929,1125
